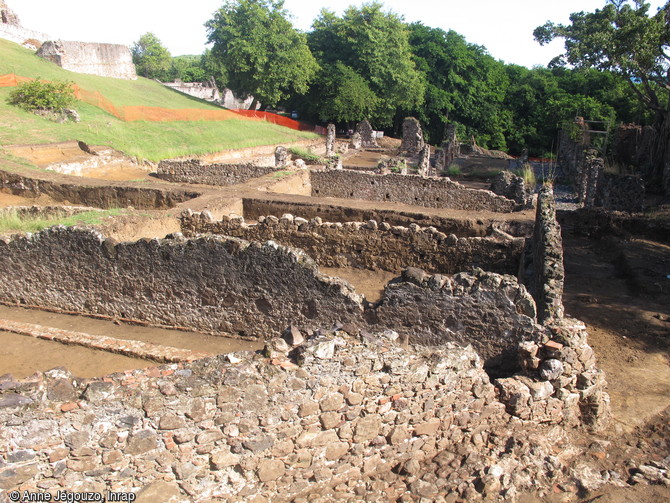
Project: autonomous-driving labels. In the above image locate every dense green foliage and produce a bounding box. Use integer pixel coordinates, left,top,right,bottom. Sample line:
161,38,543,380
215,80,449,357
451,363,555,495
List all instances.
535,0,670,188
131,33,173,80
205,0,318,108
306,3,424,126
8,79,75,113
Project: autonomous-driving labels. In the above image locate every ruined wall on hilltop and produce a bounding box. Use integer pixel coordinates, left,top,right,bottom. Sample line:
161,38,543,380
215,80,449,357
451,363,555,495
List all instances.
180,211,525,276
310,169,520,212
37,40,137,80
156,159,277,186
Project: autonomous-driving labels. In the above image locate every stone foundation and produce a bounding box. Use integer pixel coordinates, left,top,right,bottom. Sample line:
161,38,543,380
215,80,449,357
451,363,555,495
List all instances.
156,159,276,186
180,211,525,276
310,169,520,212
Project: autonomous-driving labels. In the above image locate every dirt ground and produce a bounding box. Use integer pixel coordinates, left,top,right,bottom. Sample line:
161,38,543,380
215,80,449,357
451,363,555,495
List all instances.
1,141,669,500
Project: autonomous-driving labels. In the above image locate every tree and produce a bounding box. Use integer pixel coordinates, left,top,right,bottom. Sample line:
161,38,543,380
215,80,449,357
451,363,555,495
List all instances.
205,0,318,109
534,0,670,191
307,2,424,126
407,23,509,148
131,33,172,80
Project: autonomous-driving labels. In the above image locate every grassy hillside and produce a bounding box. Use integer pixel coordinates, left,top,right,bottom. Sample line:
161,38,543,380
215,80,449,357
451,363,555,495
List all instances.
0,39,318,161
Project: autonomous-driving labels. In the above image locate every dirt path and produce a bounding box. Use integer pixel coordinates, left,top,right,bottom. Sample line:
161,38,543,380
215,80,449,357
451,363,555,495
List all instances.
562,234,670,435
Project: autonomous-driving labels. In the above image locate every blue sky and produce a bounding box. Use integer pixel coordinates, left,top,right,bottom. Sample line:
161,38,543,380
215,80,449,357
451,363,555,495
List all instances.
9,0,668,68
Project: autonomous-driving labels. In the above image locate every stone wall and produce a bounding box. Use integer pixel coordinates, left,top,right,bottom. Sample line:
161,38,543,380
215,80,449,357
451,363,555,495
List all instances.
242,198,534,238
37,40,137,80
0,328,575,502
0,170,198,210
163,81,220,102
180,211,524,276
528,187,565,325
310,170,520,212
594,172,645,213
156,159,276,186
0,228,364,338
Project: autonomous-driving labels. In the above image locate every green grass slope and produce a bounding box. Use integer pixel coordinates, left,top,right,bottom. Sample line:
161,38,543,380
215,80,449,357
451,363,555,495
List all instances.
0,39,317,161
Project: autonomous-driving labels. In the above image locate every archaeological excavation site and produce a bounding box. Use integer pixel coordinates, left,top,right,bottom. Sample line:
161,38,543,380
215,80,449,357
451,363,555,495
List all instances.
0,114,669,503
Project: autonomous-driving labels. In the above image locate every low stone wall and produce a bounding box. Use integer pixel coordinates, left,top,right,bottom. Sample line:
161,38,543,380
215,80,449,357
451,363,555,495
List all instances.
242,197,534,237
0,227,364,337
0,23,49,47
37,40,137,80
0,170,198,210
310,169,519,212
0,328,590,501
156,159,277,186
180,211,525,276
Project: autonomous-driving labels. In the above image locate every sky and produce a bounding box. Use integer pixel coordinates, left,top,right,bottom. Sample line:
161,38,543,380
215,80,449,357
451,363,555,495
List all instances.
8,0,668,68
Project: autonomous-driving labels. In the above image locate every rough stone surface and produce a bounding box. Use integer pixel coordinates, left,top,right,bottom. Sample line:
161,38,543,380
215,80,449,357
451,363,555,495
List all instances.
156,159,276,186
490,171,531,207
37,40,137,80
417,144,431,176
0,170,197,210
310,169,520,212
355,120,378,148
0,227,364,338
181,212,525,276
372,268,540,372
400,117,424,154
326,123,336,157
274,146,289,168
527,187,565,324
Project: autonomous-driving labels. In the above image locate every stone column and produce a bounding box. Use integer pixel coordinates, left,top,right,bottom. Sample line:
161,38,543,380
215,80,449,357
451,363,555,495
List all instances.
326,123,336,157
417,144,430,176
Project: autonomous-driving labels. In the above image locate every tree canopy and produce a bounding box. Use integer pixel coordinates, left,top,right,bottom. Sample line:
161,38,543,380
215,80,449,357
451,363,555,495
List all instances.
306,2,424,126
535,0,670,189
131,33,172,80
205,0,318,108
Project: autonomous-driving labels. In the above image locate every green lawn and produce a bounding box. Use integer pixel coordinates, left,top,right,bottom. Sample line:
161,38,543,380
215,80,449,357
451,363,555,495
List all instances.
0,39,318,162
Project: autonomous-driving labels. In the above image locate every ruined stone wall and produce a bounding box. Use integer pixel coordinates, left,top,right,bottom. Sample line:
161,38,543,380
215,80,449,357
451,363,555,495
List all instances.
156,159,276,186
37,41,137,80
0,330,561,501
310,170,520,212
180,212,524,276
242,198,534,237
594,172,645,213
0,170,198,210
163,81,220,102
529,187,565,325
0,23,49,47
0,228,364,338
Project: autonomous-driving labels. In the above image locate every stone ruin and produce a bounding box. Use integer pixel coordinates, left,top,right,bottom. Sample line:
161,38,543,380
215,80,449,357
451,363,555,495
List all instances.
37,40,137,80
325,123,336,157
558,119,646,213
0,184,613,500
417,144,430,176
400,117,425,155
0,0,49,48
354,119,378,149
274,146,289,168
489,171,532,207
434,124,459,174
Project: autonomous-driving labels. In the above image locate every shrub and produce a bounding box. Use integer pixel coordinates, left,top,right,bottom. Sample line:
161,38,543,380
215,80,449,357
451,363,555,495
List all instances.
445,164,462,176
288,147,323,164
8,79,76,113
